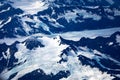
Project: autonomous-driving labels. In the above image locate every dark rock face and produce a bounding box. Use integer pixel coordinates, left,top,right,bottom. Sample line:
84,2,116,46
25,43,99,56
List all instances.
50,0,120,6
0,0,120,38
0,31,120,80
78,31,120,61
59,31,120,79
0,0,120,80
23,37,45,50
18,70,70,80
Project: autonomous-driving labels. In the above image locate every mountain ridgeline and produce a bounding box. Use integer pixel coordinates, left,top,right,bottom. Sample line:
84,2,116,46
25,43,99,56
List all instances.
0,0,120,38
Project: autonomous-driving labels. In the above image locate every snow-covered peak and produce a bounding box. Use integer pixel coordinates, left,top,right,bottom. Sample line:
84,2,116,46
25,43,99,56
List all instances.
5,0,120,15
1,36,68,80
0,35,115,80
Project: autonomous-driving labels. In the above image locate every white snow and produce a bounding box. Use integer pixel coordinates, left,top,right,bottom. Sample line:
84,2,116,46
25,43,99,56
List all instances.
0,17,12,29
2,48,10,60
60,56,114,80
114,8,120,16
115,74,120,78
57,9,101,23
0,27,120,45
80,10,101,21
104,8,113,13
0,36,114,80
1,36,68,80
41,15,64,28
108,42,113,46
78,51,95,59
105,0,114,5
0,1,119,79
0,3,3,7
59,27,120,41
0,20,3,25
107,15,114,20
116,34,120,45
60,10,77,23
21,16,50,33
10,0,48,14
0,7,10,14
0,36,28,45
60,65,113,80
84,6,99,9
77,47,120,71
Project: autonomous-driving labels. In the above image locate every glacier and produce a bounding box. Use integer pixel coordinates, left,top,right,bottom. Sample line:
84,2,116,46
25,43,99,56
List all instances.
0,0,120,80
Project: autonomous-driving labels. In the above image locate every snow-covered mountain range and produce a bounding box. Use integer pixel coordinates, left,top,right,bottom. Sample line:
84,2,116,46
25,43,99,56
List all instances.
0,0,120,80
0,0,120,38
